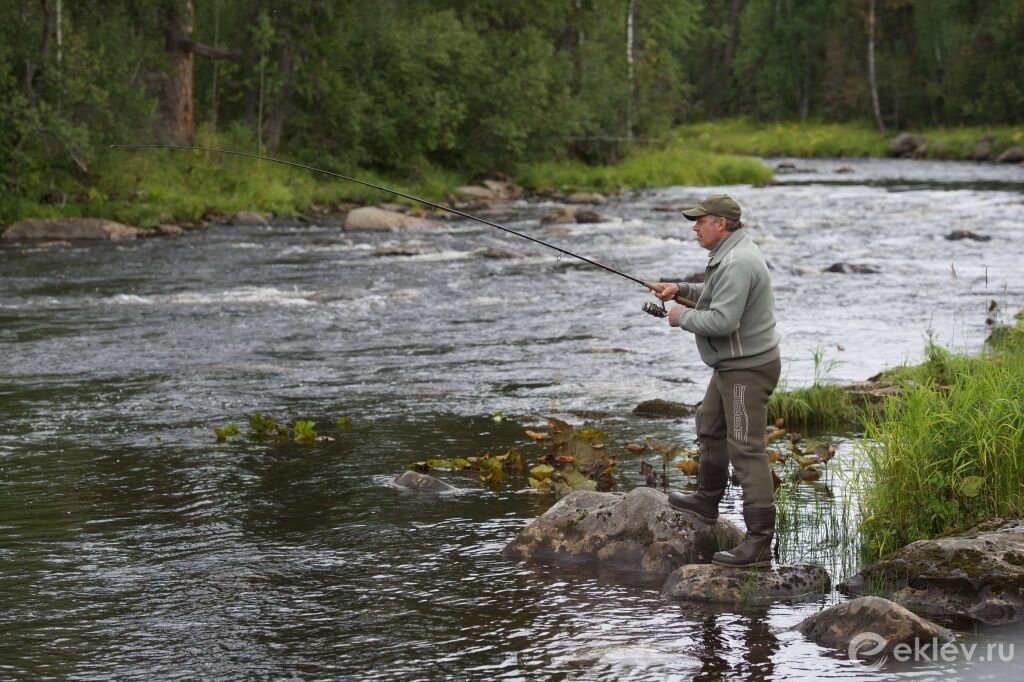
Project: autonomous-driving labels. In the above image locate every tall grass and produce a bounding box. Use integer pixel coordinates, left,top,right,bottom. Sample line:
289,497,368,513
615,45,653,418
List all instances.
768,348,861,432
857,316,1024,560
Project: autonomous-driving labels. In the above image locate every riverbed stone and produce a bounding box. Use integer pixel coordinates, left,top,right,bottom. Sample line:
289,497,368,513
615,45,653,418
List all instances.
3,218,139,241
344,206,426,231
839,518,1024,625
794,596,953,654
823,262,881,275
454,185,498,202
566,192,608,205
662,563,831,603
945,229,991,242
632,399,697,418
502,487,744,576
889,133,926,158
393,470,458,493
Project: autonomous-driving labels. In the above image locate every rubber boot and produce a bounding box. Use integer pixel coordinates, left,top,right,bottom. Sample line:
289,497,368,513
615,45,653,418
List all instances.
668,457,728,524
712,506,775,569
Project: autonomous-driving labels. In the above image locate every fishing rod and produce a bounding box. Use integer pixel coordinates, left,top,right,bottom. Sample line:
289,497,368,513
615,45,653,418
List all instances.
109,144,695,315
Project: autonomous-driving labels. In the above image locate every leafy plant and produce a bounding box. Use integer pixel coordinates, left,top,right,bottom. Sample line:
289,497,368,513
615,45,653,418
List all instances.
214,423,240,443
293,420,317,444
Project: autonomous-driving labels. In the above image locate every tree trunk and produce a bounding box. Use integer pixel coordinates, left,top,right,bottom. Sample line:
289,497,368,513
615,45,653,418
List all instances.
625,0,635,140
867,0,885,133
263,44,293,152
161,0,195,143
24,0,54,105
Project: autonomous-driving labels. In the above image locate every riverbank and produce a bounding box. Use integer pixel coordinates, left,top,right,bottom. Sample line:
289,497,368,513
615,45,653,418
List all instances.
4,119,1021,228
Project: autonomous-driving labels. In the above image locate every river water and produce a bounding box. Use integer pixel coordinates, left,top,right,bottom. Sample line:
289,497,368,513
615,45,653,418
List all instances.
1,158,1022,680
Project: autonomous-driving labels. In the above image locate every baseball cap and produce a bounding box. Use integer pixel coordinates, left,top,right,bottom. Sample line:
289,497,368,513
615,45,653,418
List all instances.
681,194,742,221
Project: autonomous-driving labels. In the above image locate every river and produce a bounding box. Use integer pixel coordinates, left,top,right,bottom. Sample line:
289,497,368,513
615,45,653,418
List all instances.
1,157,1022,680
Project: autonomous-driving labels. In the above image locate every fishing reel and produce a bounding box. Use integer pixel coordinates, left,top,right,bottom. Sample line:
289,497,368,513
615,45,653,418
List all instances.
642,300,668,318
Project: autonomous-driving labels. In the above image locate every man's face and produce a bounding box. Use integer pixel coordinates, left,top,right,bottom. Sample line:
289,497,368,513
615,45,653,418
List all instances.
692,214,727,250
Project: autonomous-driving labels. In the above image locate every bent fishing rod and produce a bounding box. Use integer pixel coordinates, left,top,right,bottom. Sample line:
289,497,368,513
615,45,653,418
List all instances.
109,144,695,315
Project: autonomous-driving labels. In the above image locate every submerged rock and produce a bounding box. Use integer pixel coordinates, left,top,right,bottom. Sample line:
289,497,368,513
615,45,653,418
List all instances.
794,596,953,654
393,470,458,493
823,263,881,275
3,218,139,241
662,564,830,603
840,518,1024,625
503,487,743,576
945,229,991,242
633,399,697,418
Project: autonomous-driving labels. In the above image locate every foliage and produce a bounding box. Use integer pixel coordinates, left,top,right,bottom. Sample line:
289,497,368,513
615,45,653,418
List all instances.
857,314,1024,560
769,348,862,431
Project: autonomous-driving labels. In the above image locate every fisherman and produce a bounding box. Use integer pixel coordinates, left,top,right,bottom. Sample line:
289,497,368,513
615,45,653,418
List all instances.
652,194,781,568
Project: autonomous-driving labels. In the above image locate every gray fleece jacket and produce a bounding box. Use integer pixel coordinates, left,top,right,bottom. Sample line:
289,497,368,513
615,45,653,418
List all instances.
671,229,780,369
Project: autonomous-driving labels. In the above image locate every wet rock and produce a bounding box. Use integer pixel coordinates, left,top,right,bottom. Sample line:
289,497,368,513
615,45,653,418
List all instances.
394,470,458,493
372,246,436,257
566,192,608,205
3,218,139,241
794,596,953,654
996,147,1024,164
632,399,697,418
889,133,926,158
34,240,72,248
583,346,630,354
840,380,902,407
945,230,991,242
834,166,855,174
970,136,995,161
839,518,1024,625
344,206,426,231
662,564,830,603
502,487,743,576
232,210,270,226
473,247,520,259
377,202,409,213
153,224,185,237
540,206,606,225
824,263,881,275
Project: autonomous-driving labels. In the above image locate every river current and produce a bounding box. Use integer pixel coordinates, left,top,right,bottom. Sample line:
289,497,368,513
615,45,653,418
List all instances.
1,157,1022,680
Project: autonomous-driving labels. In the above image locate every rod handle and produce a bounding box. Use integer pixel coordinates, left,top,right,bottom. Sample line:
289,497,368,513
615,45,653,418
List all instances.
643,282,696,309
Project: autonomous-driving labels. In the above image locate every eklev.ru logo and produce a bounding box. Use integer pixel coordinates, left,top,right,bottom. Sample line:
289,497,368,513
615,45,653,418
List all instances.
849,631,1016,670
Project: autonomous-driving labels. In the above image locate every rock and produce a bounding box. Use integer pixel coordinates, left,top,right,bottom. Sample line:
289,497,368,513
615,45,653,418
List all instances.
3,218,139,241
824,263,881,275
540,207,578,225
834,166,855,174
343,206,426,231
996,147,1024,164
662,563,830,603
970,136,995,161
154,224,185,237
473,247,520,259
633,399,697,418
566,192,608,205
573,209,606,224
540,206,606,225
35,240,72,248
889,133,926,158
454,185,498,202
840,380,902,407
794,596,953,655
372,246,436,257
377,202,408,213
945,230,991,242
393,470,458,493
502,487,743,576
840,518,1024,625
231,210,269,226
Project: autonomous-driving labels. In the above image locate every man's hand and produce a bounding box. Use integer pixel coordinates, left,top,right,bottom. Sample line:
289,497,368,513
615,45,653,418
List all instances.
668,304,687,327
652,282,680,302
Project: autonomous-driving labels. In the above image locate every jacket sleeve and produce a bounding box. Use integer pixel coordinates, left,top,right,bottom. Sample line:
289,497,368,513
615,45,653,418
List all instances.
677,282,704,302
674,262,752,336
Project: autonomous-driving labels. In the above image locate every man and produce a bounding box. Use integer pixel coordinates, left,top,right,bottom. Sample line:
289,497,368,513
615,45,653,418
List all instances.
653,194,781,569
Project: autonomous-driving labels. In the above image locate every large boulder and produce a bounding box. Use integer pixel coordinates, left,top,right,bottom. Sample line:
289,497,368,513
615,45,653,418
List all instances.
394,470,458,493
840,518,1024,625
502,487,743,576
662,564,830,604
889,133,926,158
996,147,1024,164
794,596,953,655
3,218,139,241
344,206,426,231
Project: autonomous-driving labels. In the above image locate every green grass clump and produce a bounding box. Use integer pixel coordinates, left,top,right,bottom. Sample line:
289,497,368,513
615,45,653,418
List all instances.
857,315,1024,560
769,383,860,432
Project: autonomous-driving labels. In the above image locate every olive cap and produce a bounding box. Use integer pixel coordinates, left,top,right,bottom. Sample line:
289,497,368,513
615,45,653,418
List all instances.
681,194,742,221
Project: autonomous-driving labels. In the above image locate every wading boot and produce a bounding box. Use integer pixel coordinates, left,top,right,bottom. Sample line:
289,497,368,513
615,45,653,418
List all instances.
712,506,775,569
668,458,728,524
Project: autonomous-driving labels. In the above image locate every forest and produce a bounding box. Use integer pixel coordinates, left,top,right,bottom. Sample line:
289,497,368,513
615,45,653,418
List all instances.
2,0,1022,212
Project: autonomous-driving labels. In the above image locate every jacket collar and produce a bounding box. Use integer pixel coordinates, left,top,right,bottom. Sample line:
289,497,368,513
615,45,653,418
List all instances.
708,229,748,267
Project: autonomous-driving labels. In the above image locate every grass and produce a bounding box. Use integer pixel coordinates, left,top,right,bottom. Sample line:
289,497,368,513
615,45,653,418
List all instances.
768,348,863,432
856,312,1024,560
674,118,1024,160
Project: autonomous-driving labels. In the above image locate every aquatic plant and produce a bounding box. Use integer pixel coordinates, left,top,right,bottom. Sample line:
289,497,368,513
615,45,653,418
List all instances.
769,348,862,431
293,420,318,444
214,423,240,443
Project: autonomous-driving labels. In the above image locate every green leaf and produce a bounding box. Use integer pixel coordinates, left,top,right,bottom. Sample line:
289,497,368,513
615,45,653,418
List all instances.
426,458,454,470
961,475,986,498
530,463,555,480
336,416,352,430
